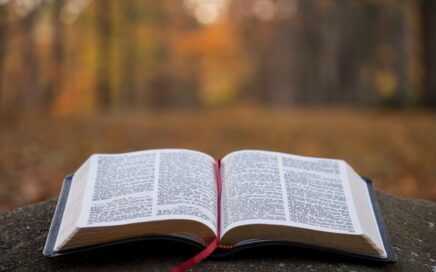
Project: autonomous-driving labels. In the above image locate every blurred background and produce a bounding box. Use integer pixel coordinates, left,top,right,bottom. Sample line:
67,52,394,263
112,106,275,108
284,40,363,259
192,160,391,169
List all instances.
0,0,435,213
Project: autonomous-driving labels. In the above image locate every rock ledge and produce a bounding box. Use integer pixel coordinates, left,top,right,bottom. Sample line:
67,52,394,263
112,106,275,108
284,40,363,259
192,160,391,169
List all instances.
0,192,435,271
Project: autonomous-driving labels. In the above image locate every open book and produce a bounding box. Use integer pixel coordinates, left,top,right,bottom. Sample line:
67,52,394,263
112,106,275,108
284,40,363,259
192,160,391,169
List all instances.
44,149,395,263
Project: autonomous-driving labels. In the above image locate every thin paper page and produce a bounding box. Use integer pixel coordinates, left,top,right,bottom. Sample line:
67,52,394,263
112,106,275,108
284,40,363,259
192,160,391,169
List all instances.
221,151,287,234
78,149,217,235
221,150,361,237
281,153,360,233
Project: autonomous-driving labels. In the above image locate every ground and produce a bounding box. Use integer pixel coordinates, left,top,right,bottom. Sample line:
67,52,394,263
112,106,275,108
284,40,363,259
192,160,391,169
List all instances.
0,107,435,212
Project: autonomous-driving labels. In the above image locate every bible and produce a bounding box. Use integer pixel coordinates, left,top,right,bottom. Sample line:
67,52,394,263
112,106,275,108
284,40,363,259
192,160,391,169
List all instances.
44,149,396,265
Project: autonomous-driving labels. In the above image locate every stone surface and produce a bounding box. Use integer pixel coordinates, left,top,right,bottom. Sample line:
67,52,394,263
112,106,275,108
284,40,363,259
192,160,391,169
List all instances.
0,192,435,271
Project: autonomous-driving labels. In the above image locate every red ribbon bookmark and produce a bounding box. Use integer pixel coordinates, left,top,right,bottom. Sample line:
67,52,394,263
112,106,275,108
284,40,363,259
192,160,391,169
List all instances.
170,160,222,272
170,237,219,272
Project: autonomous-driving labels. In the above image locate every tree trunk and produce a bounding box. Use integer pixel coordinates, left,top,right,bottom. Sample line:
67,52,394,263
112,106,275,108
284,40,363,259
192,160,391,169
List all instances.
46,0,66,110
22,9,39,112
268,18,296,106
393,0,409,107
120,0,137,108
95,0,113,111
0,3,8,113
422,0,436,107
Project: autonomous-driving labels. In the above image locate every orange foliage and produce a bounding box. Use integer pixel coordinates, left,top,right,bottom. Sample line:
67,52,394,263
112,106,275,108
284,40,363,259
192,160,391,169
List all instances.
172,24,249,105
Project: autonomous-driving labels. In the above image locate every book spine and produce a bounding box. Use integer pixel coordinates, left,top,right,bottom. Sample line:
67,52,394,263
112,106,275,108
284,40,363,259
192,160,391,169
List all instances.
170,160,222,272
216,159,222,239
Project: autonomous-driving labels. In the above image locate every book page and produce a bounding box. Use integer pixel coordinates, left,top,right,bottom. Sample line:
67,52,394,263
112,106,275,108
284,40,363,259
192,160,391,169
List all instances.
78,149,217,235
221,150,361,237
